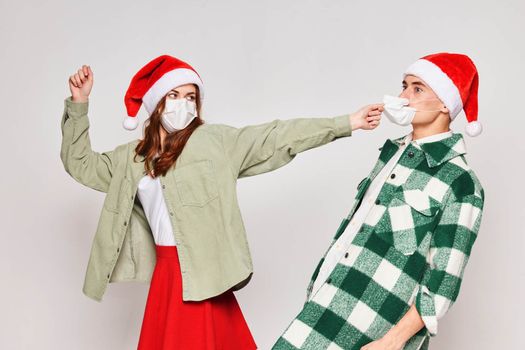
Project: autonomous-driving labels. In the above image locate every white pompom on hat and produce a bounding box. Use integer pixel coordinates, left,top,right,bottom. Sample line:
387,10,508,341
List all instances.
404,52,481,137
123,55,204,130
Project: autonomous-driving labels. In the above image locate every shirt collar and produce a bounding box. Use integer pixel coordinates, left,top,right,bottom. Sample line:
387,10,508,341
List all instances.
413,130,453,145
393,130,453,146
381,131,467,168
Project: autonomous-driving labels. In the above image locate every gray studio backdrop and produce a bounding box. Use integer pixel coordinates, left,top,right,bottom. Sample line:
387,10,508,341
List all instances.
1,0,523,349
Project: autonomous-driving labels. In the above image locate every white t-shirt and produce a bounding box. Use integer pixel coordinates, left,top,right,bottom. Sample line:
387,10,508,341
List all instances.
136,174,177,246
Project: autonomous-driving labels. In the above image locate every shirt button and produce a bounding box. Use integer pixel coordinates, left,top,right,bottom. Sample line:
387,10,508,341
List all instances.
345,252,349,258
390,173,396,179
107,273,110,279
408,151,415,158
124,222,127,226
327,278,332,284
162,184,166,189
117,247,120,253
170,212,174,216
375,199,381,205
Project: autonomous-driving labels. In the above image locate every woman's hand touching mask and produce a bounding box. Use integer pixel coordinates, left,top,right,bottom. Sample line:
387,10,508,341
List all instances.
349,103,384,131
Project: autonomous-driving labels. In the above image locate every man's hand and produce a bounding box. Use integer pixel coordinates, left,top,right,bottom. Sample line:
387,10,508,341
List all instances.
360,304,424,350
349,104,384,131
69,65,93,103
360,335,405,350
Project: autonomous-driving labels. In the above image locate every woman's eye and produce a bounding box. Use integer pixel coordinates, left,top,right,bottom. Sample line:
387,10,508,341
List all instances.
186,96,195,101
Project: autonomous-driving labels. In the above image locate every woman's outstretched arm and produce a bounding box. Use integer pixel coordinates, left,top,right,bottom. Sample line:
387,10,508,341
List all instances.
219,104,383,178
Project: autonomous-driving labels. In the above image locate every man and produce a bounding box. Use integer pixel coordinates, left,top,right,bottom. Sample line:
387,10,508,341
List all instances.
272,53,485,350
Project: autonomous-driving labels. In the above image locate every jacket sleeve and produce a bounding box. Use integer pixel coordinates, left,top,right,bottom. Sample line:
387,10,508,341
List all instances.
415,191,484,336
60,96,116,193
219,114,352,178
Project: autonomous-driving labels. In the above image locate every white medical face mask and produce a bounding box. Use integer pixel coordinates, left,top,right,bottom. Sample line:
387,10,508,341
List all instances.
160,98,197,133
382,95,416,126
382,95,443,126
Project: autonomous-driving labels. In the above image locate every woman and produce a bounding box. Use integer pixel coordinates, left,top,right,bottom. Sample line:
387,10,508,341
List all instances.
61,54,383,349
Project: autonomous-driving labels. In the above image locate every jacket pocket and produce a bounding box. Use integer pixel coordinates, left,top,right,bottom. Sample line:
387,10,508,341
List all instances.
387,189,440,255
102,178,124,214
103,175,132,214
174,160,219,207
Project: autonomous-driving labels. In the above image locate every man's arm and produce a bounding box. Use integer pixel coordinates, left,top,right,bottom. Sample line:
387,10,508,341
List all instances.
362,192,484,349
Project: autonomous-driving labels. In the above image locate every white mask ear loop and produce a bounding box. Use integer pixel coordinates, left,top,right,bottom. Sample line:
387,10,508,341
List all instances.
407,98,446,113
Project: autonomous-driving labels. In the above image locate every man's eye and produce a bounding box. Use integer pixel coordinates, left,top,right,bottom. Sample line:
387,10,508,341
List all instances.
415,87,423,93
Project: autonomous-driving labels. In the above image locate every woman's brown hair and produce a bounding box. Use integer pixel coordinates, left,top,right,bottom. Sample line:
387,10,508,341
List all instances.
133,85,204,177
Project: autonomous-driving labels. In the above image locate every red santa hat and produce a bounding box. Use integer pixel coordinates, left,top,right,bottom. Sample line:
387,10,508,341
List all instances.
123,55,204,130
404,52,481,137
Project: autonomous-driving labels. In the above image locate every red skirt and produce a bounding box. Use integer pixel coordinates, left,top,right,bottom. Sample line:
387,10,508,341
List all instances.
137,245,257,350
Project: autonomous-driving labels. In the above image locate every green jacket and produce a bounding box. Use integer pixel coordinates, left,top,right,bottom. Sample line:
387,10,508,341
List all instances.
273,133,485,350
60,96,353,302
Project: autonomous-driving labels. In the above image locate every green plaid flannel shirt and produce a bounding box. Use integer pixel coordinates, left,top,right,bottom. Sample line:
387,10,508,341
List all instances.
272,133,485,350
